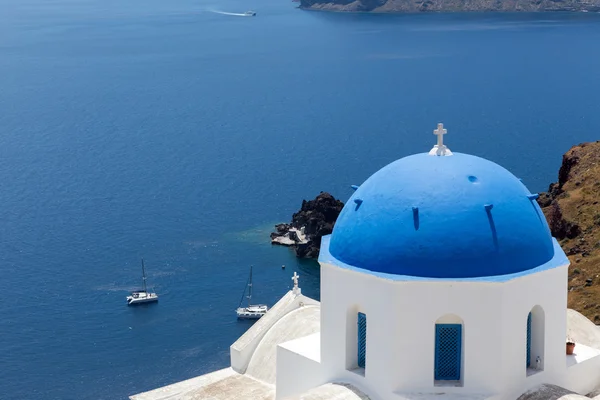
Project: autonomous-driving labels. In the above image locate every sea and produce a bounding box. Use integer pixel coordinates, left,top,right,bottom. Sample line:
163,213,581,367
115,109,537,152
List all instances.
1,0,600,398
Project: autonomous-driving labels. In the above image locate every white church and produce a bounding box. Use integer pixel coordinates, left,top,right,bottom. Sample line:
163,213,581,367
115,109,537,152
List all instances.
132,124,600,400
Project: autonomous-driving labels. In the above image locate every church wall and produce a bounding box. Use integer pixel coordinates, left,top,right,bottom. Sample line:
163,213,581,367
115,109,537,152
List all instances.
320,259,571,399
321,263,509,397
320,262,398,398
500,264,569,393
393,280,505,394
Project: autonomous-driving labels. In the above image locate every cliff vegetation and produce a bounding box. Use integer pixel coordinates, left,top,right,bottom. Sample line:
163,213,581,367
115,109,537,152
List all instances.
537,141,600,323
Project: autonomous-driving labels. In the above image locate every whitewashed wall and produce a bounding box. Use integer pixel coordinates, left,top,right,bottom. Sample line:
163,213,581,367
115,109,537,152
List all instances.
500,265,568,393
275,333,324,399
561,350,600,395
319,260,570,399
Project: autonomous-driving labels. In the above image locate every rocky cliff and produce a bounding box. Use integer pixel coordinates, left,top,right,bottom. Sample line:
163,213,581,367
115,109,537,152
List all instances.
537,141,600,323
271,192,344,258
300,0,600,12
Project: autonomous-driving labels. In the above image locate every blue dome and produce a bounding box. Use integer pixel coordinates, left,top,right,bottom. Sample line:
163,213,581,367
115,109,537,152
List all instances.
329,153,555,278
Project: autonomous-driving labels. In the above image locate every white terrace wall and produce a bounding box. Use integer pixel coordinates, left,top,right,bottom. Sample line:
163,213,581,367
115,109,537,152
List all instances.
275,333,324,399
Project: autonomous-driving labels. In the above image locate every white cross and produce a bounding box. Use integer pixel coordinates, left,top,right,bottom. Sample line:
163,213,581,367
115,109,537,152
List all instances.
434,123,447,148
292,272,299,288
429,122,453,156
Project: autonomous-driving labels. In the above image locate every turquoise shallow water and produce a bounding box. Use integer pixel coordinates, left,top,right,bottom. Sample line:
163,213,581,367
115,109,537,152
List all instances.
1,0,600,398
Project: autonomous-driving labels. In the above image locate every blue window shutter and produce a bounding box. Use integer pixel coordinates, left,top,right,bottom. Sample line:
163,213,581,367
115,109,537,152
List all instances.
435,324,462,381
357,312,366,368
526,312,532,368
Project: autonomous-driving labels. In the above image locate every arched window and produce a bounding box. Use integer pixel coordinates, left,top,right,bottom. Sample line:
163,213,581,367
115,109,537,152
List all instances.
434,315,464,383
527,306,545,374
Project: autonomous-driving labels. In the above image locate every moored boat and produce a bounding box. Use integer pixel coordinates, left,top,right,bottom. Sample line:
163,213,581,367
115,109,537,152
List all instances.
236,266,267,319
127,259,159,305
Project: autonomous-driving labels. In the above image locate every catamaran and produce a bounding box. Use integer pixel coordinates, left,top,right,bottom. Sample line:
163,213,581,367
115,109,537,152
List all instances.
127,259,159,306
236,266,267,319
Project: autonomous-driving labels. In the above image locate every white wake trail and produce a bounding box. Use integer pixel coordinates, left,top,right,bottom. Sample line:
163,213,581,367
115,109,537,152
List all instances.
206,8,250,16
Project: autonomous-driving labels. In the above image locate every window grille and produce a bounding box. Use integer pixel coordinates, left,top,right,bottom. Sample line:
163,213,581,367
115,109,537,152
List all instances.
435,324,462,380
357,312,366,368
526,312,532,368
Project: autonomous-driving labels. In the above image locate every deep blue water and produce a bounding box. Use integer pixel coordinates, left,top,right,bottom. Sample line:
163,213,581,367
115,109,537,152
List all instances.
1,0,600,398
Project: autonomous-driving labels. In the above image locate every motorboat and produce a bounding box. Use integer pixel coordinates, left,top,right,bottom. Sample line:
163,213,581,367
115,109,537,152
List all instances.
244,10,257,16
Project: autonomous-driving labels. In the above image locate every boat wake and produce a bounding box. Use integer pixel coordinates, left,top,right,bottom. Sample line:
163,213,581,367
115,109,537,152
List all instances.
207,9,252,17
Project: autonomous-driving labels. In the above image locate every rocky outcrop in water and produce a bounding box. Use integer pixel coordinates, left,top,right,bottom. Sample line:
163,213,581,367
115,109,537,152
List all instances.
271,192,344,258
299,0,600,13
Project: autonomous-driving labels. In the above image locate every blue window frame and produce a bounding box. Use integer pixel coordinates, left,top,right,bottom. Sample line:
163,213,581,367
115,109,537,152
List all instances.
526,312,532,368
357,312,366,368
435,324,462,381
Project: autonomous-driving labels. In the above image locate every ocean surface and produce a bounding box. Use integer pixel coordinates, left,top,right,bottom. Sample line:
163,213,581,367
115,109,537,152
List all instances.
1,0,600,398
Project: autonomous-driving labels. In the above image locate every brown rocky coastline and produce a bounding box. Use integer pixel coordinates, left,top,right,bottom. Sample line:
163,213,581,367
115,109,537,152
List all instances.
537,141,600,323
299,0,600,13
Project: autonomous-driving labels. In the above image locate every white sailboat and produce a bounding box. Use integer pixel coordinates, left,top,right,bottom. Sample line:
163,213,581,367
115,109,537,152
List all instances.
236,266,267,319
127,259,159,305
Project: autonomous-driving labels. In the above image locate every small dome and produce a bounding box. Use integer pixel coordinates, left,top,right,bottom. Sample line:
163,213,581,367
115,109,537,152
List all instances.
329,153,555,278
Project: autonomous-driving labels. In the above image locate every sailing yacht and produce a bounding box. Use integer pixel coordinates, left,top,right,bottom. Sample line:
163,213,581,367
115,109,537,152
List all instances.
127,259,159,305
236,266,267,319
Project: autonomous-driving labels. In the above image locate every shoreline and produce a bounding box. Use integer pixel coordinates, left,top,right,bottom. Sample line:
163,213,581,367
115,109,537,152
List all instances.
297,6,600,14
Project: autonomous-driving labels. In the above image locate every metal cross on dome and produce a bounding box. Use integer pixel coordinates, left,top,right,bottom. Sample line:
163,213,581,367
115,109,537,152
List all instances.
429,122,453,156
292,272,300,288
